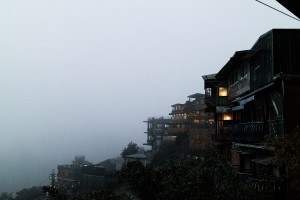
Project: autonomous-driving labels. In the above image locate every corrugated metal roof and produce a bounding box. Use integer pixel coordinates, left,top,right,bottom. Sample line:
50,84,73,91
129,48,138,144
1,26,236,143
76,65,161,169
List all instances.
252,156,276,165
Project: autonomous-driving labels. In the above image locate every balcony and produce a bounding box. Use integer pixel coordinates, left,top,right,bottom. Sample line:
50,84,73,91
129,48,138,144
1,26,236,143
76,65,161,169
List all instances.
190,124,215,130
247,177,282,192
169,110,185,115
143,139,154,146
204,97,216,106
167,127,188,136
171,116,189,123
217,120,284,141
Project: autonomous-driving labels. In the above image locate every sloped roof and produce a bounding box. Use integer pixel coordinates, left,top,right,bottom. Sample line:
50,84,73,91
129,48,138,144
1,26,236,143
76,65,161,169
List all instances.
202,73,216,80
96,157,124,167
125,153,147,159
188,93,205,98
252,156,276,165
216,50,249,78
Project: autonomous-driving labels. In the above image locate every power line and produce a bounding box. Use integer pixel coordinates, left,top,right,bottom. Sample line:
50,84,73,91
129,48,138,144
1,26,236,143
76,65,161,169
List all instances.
255,0,300,22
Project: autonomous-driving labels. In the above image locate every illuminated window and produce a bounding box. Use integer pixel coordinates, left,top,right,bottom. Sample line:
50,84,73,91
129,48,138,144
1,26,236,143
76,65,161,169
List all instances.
223,114,232,120
219,87,228,96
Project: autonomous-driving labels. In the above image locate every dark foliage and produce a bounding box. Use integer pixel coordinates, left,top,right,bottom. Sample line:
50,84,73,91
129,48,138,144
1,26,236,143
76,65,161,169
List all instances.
120,149,277,200
265,127,300,200
120,141,144,159
43,186,131,200
1,186,43,200
0,192,13,200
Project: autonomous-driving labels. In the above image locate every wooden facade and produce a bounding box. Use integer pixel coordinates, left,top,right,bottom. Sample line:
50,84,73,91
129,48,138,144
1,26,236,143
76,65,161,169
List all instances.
143,117,173,151
203,29,300,194
167,93,215,154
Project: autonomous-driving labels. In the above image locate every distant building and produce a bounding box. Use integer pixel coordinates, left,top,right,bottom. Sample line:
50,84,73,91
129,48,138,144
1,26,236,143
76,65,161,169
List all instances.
167,93,215,155
81,165,105,194
57,155,106,194
124,153,149,166
143,116,174,151
57,155,92,190
143,93,215,157
96,157,124,172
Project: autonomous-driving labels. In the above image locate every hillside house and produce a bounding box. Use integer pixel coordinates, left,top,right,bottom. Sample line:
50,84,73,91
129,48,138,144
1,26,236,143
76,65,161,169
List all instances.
203,29,300,193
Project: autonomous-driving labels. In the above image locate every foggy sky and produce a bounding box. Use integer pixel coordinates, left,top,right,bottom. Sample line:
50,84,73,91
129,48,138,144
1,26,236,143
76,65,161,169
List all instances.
0,0,299,193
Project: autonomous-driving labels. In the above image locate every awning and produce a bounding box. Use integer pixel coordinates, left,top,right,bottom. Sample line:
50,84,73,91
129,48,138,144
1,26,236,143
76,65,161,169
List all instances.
231,95,255,111
252,156,276,165
231,147,256,154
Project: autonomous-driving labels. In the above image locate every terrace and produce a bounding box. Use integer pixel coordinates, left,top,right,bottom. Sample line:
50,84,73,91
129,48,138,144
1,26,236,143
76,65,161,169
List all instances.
217,119,284,141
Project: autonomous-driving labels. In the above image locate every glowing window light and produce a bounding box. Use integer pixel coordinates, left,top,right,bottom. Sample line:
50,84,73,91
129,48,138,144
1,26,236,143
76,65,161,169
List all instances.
219,87,228,97
223,114,232,120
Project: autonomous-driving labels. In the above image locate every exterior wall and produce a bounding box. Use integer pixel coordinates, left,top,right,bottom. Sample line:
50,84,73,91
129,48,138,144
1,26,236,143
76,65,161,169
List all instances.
273,29,300,75
81,175,104,193
167,127,188,136
81,165,105,193
231,151,240,169
250,31,273,91
228,64,250,100
189,128,214,152
283,82,300,135
57,165,82,187
144,117,171,150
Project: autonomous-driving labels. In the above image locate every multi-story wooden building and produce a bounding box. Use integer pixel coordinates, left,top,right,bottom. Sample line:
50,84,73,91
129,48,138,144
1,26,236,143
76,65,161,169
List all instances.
144,93,214,155
203,29,300,192
143,116,174,151
167,93,215,154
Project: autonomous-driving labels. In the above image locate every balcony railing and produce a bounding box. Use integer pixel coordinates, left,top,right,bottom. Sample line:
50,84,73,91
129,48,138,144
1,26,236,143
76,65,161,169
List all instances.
217,120,284,140
167,127,188,135
184,103,206,112
190,124,215,130
247,177,282,192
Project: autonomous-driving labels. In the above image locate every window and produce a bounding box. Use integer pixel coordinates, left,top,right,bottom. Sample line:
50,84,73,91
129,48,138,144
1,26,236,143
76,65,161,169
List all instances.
241,65,247,78
205,88,212,97
219,87,228,96
241,66,245,77
223,114,232,120
229,71,239,86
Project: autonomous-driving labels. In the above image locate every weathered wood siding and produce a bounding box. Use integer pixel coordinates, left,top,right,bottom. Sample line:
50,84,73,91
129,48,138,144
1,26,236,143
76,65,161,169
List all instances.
250,31,273,90
283,82,300,135
273,29,300,75
228,63,251,100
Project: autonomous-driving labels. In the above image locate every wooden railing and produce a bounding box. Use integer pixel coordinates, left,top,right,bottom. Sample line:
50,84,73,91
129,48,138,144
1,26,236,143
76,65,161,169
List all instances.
167,127,188,135
217,119,284,140
247,177,282,192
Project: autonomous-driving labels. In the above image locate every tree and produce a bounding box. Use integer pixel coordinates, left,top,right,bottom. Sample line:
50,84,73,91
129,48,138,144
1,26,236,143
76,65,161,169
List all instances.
265,127,300,200
0,192,13,200
15,186,43,200
121,141,144,159
120,149,261,200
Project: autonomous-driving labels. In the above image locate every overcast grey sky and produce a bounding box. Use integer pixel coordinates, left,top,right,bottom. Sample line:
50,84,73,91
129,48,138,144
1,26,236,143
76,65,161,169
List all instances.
0,0,299,193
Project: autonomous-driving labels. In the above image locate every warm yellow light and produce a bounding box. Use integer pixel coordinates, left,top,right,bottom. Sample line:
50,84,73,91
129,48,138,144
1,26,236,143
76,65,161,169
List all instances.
223,114,232,120
219,87,228,97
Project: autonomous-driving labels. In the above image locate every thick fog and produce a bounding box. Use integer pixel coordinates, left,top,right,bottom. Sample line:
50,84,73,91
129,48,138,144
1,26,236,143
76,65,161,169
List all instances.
0,0,298,193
